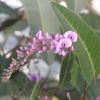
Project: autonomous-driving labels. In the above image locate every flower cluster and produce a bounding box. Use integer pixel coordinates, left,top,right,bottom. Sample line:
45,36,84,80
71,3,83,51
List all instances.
27,31,52,54
2,30,77,82
51,31,77,56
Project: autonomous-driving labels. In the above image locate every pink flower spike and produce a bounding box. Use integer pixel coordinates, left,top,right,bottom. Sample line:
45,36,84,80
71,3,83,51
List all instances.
2,30,78,82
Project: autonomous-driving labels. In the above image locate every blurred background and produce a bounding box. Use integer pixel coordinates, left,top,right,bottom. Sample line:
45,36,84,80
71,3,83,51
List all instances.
0,0,100,100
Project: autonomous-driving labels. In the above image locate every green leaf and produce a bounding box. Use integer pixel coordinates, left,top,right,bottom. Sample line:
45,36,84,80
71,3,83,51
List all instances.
75,40,97,85
80,14,100,37
70,55,79,87
80,14,100,30
96,31,100,38
59,53,74,87
87,79,100,100
30,82,40,100
51,2,100,84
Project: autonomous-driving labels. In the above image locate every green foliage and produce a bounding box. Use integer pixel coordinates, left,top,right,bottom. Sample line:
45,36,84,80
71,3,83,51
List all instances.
51,2,100,85
59,53,74,87
29,82,40,100
80,14,100,37
87,79,100,100
81,14,100,30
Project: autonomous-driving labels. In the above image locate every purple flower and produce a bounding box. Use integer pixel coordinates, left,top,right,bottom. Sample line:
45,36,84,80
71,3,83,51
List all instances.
28,31,49,54
64,31,77,42
51,33,73,56
53,33,63,41
56,38,72,56
28,73,41,83
50,34,63,51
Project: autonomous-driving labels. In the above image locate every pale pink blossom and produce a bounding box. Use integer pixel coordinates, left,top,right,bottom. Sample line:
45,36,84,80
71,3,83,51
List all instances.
2,30,77,82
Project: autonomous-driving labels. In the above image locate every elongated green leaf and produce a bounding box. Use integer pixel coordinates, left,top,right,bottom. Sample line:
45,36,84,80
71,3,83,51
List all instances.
87,79,100,100
59,52,83,89
80,14,100,37
80,14,100,30
96,31,100,37
74,40,95,85
51,2,100,84
30,82,40,100
70,55,80,87
59,53,74,87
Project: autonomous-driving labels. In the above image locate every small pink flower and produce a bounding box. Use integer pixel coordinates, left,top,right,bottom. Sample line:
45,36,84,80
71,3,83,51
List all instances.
64,31,77,42
16,50,24,59
56,38,72,56
43,96,49,100
45,33,52,40
36,30,44,40
54,33,63,41
96,96,100,100
28,31,49,54
51,33,72,56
